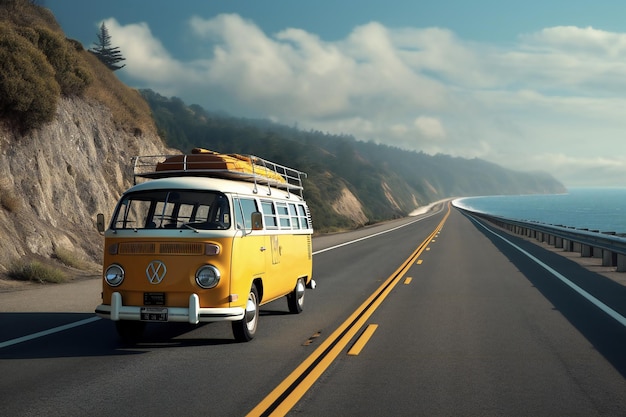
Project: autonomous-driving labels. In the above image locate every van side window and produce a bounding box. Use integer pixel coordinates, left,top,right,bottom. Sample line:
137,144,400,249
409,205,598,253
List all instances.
297,205,309,229
276,202,291,229
261,201,277,229
288,204,300,230
234,198,258,229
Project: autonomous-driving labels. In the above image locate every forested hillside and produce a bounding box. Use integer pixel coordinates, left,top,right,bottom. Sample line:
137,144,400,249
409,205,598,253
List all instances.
142,90,566,231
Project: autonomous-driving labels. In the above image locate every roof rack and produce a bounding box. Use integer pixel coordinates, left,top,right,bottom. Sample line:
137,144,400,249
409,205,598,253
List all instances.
131,149,307,197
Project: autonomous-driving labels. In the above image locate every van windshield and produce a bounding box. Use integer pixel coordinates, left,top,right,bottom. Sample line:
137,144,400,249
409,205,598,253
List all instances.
112,190,231,230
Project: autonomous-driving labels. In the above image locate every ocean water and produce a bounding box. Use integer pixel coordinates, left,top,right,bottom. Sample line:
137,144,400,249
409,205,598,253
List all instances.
454,187,626,234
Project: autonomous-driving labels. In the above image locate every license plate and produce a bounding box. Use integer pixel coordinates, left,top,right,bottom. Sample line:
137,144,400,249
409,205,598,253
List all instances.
140,307,168,321
144,292,166,305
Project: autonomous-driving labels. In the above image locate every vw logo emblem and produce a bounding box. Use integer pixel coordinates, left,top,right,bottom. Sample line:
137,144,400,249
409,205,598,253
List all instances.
146,260,166,284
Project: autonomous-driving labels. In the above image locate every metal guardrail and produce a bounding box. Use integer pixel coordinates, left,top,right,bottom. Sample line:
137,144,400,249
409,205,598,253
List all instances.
454,203,626,272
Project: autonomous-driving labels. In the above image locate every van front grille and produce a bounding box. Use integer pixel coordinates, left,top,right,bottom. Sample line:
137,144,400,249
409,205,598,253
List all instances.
118,242,156,254
159,242,204,255
117,242,204,255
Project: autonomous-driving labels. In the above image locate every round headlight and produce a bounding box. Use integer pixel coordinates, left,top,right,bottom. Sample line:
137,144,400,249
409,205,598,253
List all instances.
105,264,125,287
195,265,220,289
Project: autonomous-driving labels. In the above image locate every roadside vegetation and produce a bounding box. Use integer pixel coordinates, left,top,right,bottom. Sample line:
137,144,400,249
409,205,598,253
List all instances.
52,247,90,270
8,259,67,284
0,0,155,136
0,1,91,132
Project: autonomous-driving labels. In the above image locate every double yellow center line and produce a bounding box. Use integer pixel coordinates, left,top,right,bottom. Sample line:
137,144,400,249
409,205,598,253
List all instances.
247,204,451,416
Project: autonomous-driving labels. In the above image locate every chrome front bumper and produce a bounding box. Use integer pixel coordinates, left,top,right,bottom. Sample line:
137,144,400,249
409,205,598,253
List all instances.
95,292,245,324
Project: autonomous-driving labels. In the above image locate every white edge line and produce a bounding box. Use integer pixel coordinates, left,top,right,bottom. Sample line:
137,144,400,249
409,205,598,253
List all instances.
0,316,101,349
473,218,626,328
313,209,440,256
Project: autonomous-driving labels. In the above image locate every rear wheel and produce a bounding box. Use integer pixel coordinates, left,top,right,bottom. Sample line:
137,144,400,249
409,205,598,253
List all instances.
287,277,305,314
115,320,145,344
232,285,259,342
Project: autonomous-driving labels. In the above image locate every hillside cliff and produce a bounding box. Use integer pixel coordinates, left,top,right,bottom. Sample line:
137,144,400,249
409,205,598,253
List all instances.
0,0,174,283
0,97,171,278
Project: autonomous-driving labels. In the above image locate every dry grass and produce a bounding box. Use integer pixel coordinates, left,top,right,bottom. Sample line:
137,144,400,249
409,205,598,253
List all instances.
82,51,157,137
8,259,66,284
53,247,90,270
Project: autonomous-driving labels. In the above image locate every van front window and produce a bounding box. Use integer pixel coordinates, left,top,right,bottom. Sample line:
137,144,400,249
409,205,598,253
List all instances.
112,190,231,230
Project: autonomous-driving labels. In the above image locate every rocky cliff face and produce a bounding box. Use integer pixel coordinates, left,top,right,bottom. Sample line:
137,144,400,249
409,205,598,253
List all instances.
0,97,172,278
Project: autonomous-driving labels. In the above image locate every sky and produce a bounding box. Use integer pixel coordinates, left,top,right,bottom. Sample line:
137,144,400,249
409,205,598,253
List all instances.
43,0,626,187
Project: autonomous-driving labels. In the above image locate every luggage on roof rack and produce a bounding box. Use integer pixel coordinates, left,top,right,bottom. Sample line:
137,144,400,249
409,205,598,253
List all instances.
131,148,306,197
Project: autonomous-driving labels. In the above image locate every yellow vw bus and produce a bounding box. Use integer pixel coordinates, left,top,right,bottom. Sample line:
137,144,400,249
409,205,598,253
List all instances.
95,149,314,342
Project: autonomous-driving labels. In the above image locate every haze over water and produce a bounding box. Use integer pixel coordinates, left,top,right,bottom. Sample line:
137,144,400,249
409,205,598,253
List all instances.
455,188,626,234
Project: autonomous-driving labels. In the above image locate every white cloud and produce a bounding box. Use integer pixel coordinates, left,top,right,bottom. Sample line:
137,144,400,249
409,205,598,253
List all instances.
414,116,446,140
103,18,193,86
521,26,626,57
105,15,626,186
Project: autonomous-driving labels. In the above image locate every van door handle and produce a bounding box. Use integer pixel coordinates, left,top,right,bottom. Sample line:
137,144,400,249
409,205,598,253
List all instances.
260,246,266,252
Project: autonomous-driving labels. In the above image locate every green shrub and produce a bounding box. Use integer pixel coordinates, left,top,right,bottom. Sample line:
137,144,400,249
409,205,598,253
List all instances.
30,26,92,96
0,23,60,130
8,260,67,284
0,0,60,30
53,247,89,270
0,13,93,132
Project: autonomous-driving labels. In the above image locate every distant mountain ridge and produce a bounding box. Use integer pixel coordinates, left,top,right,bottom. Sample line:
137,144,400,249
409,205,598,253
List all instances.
141,89,566,231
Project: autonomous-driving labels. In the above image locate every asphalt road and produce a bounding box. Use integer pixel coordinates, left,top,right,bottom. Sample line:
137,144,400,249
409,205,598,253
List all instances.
1,203,626,416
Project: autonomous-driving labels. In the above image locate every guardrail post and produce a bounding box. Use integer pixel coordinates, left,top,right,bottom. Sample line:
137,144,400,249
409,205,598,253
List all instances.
618,254,626,272
593,247,603,259
555,236,563,248
581,244,592,257
562,239,571,251
602,250,617,267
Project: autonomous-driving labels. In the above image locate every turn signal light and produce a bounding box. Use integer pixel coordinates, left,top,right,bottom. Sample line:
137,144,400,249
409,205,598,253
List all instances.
108,243,119,255
205,243,220,255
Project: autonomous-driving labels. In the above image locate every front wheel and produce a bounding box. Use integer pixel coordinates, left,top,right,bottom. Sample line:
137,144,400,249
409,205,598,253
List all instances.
232,285,259,342
287,277,305,314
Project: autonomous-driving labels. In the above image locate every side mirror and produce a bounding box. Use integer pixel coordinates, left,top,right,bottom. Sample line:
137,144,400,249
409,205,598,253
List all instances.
96,213,106,234
251,211,263,230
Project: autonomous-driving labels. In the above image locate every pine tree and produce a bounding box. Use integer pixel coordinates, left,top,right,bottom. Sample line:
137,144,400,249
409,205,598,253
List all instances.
89,22,126,71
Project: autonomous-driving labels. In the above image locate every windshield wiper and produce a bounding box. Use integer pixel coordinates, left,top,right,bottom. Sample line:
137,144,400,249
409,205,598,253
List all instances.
182,223,199,233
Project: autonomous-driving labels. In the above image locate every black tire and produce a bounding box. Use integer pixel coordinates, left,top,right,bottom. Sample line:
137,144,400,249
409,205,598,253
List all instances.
115,320,145,344
232,285,259,342
287,277,305,314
